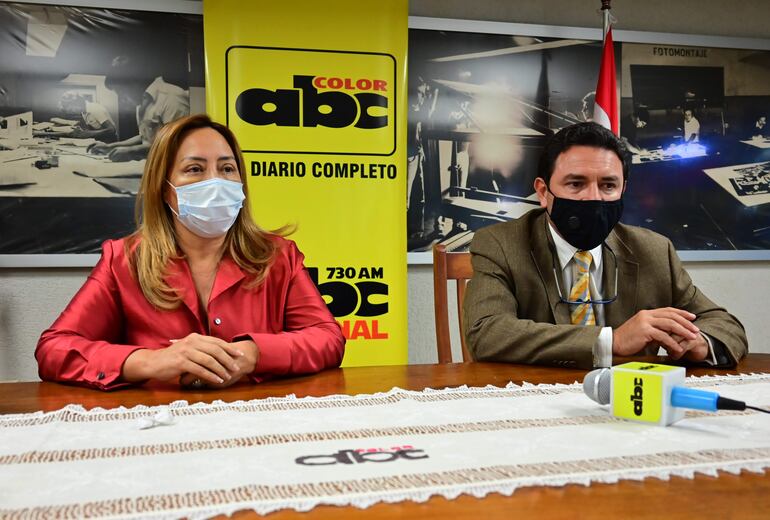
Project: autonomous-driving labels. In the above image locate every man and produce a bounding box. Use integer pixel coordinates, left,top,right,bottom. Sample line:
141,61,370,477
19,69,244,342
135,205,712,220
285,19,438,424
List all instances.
462,122,747,369
683,109,700,143
54,91,117,141
89,76,189,161
579,91,596,122
620,109,647,154
750,115,767,139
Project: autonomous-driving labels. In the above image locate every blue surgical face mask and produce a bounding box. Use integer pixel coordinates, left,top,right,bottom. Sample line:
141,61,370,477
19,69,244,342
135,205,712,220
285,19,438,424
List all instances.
167,178,245,238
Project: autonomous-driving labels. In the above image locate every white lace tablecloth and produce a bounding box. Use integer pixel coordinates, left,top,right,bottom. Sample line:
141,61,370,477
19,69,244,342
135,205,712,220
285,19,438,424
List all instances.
1,374,769,519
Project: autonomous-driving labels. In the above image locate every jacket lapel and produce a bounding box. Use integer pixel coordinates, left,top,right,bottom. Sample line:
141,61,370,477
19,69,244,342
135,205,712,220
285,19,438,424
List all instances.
530,212,571,324
603,229,639,328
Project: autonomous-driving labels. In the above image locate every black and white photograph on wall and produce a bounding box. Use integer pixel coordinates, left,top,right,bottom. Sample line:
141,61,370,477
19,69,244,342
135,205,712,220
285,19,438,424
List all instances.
619,43,770,251
0,3,204,255
406,28,615,252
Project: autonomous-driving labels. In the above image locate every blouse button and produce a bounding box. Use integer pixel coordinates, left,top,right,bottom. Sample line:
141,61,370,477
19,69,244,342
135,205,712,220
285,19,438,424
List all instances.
214,318,222,325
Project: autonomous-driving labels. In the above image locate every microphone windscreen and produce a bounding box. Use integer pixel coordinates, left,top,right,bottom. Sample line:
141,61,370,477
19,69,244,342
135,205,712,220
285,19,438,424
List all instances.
583,368,611,405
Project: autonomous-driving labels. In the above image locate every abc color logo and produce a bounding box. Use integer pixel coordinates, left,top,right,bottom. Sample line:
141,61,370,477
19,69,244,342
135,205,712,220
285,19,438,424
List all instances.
226,46,397,156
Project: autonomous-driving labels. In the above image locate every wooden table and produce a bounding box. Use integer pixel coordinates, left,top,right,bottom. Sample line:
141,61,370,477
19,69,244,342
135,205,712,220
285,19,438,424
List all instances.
2,355,769,519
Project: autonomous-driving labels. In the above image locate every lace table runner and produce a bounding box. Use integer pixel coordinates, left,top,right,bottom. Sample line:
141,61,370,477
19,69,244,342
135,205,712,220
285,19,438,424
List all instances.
1,374,769,519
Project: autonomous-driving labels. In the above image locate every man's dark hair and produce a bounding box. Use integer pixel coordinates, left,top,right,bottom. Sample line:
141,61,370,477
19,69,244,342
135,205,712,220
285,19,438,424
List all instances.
537,122,630,186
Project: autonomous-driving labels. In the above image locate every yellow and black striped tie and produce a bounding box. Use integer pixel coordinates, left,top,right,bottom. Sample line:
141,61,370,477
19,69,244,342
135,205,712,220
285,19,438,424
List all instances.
569,250,596,326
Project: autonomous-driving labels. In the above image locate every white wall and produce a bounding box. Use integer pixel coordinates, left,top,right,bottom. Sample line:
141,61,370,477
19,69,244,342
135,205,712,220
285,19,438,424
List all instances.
2,0,770,380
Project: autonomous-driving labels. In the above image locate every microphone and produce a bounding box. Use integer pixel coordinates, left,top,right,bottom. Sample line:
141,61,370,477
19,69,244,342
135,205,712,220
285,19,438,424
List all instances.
583,362,751,426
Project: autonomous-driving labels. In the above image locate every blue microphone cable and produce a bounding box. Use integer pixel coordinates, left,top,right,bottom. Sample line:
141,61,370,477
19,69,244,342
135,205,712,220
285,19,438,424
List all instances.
670,387,770,413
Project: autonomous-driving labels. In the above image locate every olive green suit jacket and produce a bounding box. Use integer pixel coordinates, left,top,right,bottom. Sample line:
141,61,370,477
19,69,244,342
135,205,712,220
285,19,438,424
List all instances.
462,209,748,369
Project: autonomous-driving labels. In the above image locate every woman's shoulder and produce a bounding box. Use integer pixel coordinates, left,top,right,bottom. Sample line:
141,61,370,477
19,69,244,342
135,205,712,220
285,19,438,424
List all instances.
266,234,303,265
98,237,130,260
86,237,136,281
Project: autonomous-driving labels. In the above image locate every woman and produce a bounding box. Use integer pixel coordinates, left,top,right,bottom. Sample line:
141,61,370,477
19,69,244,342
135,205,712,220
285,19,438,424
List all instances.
36,114,345,390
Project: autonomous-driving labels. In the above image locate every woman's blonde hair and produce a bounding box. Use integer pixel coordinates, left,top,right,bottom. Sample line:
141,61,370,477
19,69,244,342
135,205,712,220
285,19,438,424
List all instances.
126,114,282,310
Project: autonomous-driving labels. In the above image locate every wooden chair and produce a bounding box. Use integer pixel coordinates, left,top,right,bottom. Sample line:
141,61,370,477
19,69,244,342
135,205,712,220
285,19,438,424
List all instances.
432,244,474,363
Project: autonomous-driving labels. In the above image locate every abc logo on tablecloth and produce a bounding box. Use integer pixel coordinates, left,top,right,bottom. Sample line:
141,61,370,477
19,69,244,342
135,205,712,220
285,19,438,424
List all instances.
295,445,427,466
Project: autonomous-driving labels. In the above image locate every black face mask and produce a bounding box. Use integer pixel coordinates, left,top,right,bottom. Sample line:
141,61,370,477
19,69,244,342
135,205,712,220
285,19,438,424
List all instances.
548,195,624,251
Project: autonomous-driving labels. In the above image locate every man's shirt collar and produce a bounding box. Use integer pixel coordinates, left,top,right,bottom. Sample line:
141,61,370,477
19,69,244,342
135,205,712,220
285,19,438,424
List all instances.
547,221,603,273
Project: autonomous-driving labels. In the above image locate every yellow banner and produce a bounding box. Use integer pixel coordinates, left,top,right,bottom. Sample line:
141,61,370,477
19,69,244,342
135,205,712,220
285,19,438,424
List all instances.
204,0,408,366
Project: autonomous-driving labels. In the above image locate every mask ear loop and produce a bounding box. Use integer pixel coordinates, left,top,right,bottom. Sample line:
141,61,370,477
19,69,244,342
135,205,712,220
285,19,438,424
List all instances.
165,180,181,217
539,177,556,220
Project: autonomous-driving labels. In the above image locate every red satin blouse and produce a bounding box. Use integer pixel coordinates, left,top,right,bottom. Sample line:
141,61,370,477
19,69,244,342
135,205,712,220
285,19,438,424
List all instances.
36,236,345,390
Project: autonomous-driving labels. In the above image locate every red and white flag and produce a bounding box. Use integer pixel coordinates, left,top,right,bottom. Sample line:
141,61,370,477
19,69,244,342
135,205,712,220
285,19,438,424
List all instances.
593,27,618,135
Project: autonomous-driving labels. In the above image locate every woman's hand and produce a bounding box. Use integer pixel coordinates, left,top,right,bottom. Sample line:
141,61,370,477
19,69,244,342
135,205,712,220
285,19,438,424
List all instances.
179,339,259,389
122,333,246,384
